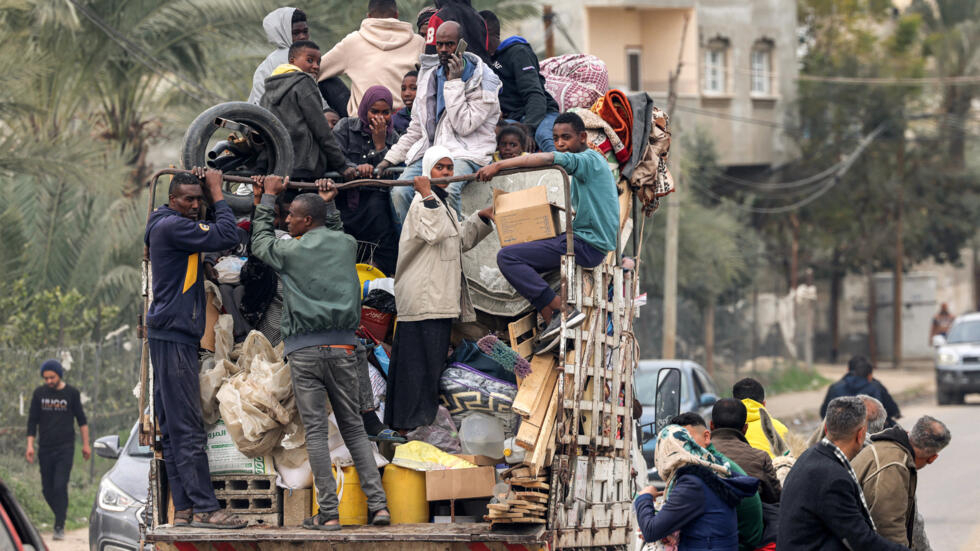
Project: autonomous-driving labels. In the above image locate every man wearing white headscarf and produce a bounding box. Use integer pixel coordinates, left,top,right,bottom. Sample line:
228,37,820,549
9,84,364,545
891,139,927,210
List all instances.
248,8,308,105
383,147,495,430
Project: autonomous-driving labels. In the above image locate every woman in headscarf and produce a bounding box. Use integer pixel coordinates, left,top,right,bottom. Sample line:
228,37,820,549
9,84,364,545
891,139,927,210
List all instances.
634,424,759,551
384,146,495,431
332,85,401,275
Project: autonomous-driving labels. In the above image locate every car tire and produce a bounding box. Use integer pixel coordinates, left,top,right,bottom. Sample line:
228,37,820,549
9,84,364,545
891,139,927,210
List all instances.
937,386,955,405
181,102,294,214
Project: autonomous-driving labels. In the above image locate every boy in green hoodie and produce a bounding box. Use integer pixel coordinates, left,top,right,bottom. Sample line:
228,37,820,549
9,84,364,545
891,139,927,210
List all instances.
260,41,356,181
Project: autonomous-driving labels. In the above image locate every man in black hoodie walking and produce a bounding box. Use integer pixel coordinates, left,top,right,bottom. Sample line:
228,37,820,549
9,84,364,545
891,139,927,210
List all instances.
261,40,356,181
820,355,901,426
144,167,245,529
482,10,560,152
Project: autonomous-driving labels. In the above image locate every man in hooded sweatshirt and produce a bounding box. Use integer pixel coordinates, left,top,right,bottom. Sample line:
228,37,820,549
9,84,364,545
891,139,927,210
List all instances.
377,21,500,222
481,10,560,153
261,41,357,182
144,167,246,529
732,378,789,459
318,0,424,115
248,8,350,115
820,355,901,426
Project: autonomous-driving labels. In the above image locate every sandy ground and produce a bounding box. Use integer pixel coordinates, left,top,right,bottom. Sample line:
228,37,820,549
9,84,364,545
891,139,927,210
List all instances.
42,527,88,551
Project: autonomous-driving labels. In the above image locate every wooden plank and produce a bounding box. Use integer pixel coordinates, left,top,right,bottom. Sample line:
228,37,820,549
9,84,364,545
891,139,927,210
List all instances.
511,355,557,417
508,312,537,360
501,465,531,479
487,503,511,512
526,383,560,477
509,503,546,512
515,374,559,450
508,480,550,490
515,492,548,502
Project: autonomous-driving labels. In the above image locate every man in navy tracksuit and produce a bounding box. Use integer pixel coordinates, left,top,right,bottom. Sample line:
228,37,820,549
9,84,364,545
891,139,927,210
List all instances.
144,167,245,529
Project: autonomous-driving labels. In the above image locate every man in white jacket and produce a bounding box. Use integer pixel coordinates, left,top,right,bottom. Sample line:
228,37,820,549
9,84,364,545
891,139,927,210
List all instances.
247,8,309,105
377,21,500,222
317,0,424,114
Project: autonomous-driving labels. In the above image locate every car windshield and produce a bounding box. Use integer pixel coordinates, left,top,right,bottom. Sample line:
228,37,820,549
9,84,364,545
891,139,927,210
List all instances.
634,369,660,406
947,320,980,344
125,430,153,458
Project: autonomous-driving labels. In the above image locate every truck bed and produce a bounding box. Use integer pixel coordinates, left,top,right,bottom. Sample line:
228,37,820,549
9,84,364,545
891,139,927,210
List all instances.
145,522,546,544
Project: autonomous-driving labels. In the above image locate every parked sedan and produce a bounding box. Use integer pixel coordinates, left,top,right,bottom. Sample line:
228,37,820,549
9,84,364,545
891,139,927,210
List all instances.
89,424,150,551
0,477,47,551
634,359,720,485
933,312,980,405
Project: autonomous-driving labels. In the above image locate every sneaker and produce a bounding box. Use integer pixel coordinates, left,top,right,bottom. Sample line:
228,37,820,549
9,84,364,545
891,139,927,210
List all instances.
533,334,561,355
538,308,586,342
53,527,64,541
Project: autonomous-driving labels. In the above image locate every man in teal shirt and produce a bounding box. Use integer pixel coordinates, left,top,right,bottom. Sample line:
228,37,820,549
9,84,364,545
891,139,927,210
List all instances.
477,112,619,353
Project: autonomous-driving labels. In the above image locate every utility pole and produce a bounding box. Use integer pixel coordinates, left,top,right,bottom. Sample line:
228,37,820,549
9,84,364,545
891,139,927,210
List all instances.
661,14,690,360
543,5,555,59
893,140,905,369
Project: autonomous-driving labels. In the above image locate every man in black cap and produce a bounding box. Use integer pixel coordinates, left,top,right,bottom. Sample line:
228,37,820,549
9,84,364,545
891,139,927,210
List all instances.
26,359,90,540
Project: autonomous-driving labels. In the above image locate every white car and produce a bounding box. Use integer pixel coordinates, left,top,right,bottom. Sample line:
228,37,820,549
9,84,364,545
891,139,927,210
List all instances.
933,312,980,404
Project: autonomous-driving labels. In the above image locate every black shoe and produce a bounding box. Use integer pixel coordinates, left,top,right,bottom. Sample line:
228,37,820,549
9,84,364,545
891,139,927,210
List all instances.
538,308,586,341
533,334,561,355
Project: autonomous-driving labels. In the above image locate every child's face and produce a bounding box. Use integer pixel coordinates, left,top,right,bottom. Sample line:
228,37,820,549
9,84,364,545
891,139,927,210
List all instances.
290,47,321,77
368,100,392,126
553,123,587,153
497,133,523,160
430,157,454,183
324,111,339,128
401,76,418,109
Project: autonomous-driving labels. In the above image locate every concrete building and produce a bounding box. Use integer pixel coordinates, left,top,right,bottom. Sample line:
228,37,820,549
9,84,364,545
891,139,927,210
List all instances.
505,0,798,169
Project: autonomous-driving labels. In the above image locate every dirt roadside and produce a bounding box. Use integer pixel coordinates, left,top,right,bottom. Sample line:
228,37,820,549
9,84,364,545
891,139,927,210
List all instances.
42,527,88,551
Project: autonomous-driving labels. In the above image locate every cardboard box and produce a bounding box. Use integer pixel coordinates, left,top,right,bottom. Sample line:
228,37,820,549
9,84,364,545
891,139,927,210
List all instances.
493,186,562,247
282,488,312,527
425,467,497,501
454,454,502,467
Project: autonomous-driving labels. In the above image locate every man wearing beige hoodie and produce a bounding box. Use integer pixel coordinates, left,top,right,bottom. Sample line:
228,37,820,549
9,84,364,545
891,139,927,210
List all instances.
318,0,424,115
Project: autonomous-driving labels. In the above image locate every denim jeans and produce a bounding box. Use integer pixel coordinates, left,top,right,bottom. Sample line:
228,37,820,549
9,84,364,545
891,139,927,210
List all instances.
288,346,387,517
530,111,559,153
390,158,480,223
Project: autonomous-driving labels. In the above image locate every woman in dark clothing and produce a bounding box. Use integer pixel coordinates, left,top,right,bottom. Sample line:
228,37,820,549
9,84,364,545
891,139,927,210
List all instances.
333,85,401,276
634,425,759,551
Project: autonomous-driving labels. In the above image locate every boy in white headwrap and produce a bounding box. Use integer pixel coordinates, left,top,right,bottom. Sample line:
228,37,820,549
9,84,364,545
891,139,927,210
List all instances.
384,146,495,431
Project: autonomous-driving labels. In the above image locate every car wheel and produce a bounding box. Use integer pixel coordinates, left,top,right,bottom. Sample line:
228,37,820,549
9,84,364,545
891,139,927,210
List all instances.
181,102,294,215
937,387,955,405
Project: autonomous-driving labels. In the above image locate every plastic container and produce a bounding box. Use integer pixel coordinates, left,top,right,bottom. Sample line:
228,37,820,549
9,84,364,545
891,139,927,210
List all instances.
459,413,506,458
382,464,429,524
312,466,368,525
502,437,526,464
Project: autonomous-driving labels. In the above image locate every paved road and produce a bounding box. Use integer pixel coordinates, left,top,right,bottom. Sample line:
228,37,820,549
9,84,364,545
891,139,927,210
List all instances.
899,397,980,551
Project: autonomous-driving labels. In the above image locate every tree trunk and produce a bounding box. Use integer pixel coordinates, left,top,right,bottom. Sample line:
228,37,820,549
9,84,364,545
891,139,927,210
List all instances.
704,299,715,377
867,269,877,369
893,140,905,370
942,85,972,170
829,250,843,363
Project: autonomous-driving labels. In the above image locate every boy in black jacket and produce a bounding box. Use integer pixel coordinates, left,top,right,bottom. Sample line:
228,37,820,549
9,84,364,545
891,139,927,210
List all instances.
482,10,560,152
261,41,356,181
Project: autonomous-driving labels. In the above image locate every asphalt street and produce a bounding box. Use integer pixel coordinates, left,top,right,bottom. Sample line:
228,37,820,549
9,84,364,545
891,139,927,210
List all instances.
900,397,980,551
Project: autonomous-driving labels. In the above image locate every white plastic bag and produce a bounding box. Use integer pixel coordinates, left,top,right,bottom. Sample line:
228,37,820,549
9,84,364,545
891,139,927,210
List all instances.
214,256,246,284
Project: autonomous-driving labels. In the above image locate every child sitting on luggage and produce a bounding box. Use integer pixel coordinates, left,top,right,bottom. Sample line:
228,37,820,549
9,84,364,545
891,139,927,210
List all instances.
477,112,619,354
385,146,495,431
493,124,528,161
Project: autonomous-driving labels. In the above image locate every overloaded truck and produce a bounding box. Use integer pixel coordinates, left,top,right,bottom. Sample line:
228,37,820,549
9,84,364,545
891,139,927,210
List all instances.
135,87,676,550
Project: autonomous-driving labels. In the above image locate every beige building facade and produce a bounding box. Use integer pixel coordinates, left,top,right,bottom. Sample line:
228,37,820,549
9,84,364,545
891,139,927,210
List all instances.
506,0,798,168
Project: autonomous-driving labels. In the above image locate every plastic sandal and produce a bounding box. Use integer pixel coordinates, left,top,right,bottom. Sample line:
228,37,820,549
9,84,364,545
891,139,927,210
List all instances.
370,509,391,526
173,509,193,527
369,428,407,443
302,513,342,531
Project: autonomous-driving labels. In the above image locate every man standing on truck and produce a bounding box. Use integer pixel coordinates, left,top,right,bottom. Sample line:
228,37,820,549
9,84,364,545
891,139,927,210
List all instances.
144,167,246,529
25,359,90,541
477,112,620,354
250,176,390,530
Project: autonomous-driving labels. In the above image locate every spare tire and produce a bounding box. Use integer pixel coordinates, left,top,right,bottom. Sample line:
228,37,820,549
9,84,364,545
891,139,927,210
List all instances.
181,102,294,214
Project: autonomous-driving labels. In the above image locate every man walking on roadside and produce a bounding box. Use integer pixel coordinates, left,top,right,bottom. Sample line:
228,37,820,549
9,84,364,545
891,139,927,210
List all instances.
145,167,246,529
250,175,390,530
26,359,90,540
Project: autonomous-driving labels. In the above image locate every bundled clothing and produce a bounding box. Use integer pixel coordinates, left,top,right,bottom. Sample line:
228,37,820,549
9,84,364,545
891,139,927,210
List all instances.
777,439,909,551
710,428,782,504
250,193,387,517
490,36,560,151
332,87,401,276
261,65,352,180
851,426,918,546
424,0,492,64
634,425,758,551
819,374,901,425
385,148,494,430
497,148,618,311
318,17,424,114
145,199,241,514
741,398,789,458
387,52,501,221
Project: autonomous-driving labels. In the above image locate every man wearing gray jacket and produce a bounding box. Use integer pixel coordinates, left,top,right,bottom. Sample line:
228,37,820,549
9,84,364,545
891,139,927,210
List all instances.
376,21,500,222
